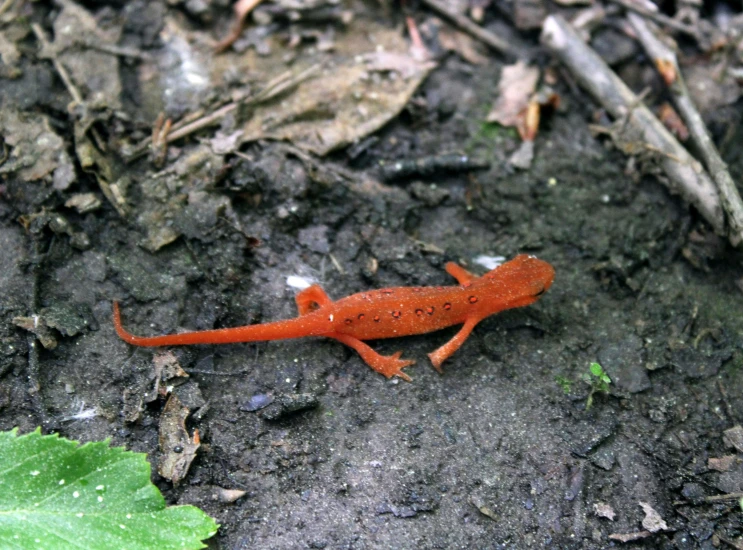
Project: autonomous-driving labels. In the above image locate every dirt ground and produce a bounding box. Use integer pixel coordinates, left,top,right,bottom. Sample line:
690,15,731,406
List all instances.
2,1,743,549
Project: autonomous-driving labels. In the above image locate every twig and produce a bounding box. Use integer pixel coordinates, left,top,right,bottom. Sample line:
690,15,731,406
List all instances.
420,0,513,58
83,40,152,61
0,0,16,18
703,492,743,503
540,16,725,236
31,23,83,104
627,12,743,246
606,0,698,38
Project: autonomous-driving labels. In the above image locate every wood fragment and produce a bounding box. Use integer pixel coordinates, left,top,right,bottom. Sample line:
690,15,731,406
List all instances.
540,16,725,237
627,13,743,246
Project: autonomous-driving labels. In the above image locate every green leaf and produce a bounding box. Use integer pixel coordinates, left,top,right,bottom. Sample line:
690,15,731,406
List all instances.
0,428,218,550
589,362,604,377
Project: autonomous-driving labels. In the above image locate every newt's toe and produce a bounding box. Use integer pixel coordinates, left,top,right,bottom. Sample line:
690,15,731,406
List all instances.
427,352,445,374
377,353,415,381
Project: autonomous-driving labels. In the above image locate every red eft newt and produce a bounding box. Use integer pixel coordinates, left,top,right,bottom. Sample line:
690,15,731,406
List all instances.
113,254,554,381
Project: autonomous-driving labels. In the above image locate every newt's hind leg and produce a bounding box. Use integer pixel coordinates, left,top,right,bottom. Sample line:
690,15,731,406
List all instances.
328,333,414,382
427,317,481,373
295,285,333,315
445,262,477,284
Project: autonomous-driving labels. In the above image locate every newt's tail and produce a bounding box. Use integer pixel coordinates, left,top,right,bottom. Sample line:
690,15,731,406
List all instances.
113,301,329,347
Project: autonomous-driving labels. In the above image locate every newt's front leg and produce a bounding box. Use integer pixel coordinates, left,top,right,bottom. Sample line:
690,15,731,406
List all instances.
328,333,414,382
295,284,333,314
444,262,477,284
427,317,481,372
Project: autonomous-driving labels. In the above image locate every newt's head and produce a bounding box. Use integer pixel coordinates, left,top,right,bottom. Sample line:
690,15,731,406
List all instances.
483,254,555,311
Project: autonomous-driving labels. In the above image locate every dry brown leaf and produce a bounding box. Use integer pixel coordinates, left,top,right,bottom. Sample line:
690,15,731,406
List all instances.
51,0,123,110
158,392,200,485
240,46,435,155
487,61,540,128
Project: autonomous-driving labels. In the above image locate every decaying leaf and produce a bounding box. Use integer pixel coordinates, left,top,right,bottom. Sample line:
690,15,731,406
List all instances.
154,351,189,382
158,393,200,485
488,61,540,128
12,315,58,350
723,425,743,453
65,192,102,213
0,111,75,188
74,122,129,216
593,502,616,520
639,501,668,532
240,38,436,155
51,0,123,110
487,60,558,142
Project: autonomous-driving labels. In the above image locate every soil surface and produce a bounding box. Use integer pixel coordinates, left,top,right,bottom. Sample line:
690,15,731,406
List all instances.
1,2,743,549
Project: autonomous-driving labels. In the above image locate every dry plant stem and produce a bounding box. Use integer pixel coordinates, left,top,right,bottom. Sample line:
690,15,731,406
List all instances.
628,13,743,246
540,16,725,236
420,0,512,57
703,492,743,503
606,0,698,38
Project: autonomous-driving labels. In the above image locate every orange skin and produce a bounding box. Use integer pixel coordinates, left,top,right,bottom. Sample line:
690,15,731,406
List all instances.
113,255,554,381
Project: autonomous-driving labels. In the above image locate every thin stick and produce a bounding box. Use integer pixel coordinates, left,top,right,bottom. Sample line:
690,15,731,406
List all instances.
0,0,16,18
628,12,743,246
540,15,725,236
420,0,513,57
606,0,698,38
31,23,83,104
